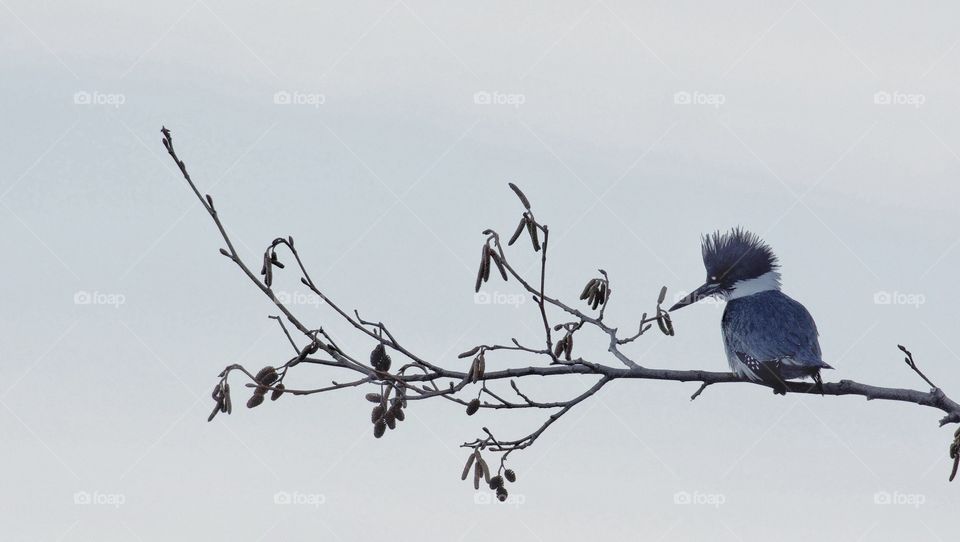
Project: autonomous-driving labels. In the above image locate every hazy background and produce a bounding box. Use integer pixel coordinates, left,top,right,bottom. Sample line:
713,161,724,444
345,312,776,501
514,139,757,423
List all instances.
2,1,960,540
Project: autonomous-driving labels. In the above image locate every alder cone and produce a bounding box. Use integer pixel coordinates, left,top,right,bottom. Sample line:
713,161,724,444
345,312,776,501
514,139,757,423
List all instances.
370,344,391,372
255,366,279,385
247,394,264,409
371,405,385,423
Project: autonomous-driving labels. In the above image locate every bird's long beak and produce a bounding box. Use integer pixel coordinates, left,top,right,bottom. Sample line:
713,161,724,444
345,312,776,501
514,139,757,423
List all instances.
669,282,722,312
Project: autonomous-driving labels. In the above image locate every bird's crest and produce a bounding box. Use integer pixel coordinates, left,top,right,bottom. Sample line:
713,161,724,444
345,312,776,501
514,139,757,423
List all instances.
700,228,778,284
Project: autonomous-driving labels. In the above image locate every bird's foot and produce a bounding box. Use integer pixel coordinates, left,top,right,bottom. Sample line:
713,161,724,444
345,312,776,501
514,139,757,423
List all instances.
812,371,825,396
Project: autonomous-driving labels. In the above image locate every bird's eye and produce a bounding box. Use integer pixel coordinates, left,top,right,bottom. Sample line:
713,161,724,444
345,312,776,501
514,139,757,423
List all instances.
710,275,717,281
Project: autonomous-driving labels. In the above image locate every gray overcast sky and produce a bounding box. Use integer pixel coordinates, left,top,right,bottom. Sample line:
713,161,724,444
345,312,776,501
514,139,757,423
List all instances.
3,1,960,540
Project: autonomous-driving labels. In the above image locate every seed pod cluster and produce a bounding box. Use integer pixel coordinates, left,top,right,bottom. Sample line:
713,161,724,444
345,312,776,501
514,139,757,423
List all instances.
208,380,233,422
464,353,485,384
553,333,574,361
247,366,280,409
656,308,674,336
461,450,491,490
474,244,508,293
475,245,490,292
370,343,392,372
579,277,610,310
950,426,960,482
487,467,518,502
507,212,541,253
466,398,481,416
255,366,279,386
369,390,406,439
505,183,541,251
259,244,287,288
654,286,675,336
460,449,519,503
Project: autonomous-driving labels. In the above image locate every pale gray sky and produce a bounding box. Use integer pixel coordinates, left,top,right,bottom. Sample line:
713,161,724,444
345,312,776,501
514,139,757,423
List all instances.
3,1,960,540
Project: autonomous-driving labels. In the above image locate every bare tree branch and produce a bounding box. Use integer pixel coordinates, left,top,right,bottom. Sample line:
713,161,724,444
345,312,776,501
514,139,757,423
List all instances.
161,126,960,498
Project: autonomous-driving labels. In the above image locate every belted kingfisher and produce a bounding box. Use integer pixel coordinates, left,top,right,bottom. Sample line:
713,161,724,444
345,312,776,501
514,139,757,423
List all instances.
669,228,831,392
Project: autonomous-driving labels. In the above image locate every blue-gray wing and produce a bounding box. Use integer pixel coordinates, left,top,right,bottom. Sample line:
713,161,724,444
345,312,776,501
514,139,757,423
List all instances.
721,291,823,366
